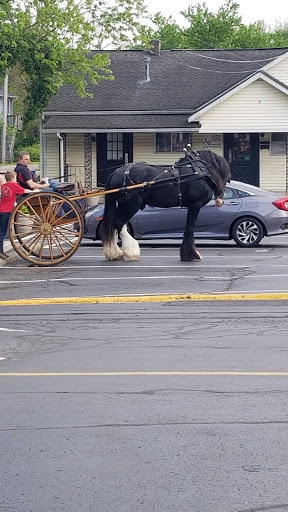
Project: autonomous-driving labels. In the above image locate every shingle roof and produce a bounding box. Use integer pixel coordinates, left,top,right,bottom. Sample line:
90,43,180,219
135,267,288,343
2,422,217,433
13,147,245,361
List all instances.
44,113,199,130
44,47,288,130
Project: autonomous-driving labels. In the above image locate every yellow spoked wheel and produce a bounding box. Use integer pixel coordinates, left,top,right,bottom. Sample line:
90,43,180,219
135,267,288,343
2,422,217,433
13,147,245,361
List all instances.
9,192,83,266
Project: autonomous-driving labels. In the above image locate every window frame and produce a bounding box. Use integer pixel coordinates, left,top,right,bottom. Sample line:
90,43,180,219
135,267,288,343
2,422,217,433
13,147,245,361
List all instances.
155,132,192,153
270,133,287,156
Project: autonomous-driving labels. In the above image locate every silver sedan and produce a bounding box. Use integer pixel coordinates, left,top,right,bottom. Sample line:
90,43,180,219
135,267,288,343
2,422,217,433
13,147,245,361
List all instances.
84,180,288,247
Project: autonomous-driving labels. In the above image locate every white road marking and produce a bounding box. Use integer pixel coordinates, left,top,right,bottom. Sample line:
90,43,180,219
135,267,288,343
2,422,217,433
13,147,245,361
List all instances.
245,274,288,278
0,276,232,284
6,264,249,269
0,357,6,361
0,327,32,332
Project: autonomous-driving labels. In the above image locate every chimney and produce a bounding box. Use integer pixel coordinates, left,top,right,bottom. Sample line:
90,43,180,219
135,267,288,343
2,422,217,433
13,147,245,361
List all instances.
144,56,150,82
151,39,161,55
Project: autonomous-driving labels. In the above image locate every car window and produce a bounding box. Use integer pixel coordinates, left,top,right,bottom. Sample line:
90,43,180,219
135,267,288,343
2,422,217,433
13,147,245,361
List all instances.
235,188,252,198
212,187,235,200
223,187,235,200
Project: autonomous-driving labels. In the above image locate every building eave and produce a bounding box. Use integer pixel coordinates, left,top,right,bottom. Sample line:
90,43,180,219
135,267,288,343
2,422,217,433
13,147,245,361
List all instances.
42,127,200,134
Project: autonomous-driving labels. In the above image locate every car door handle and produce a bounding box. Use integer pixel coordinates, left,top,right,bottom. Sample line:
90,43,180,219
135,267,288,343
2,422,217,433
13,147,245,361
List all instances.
227,201,241,205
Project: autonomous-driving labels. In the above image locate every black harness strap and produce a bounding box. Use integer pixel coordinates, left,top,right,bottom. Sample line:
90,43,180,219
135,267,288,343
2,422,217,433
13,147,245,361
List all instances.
169,166,183,206
122,163,135,187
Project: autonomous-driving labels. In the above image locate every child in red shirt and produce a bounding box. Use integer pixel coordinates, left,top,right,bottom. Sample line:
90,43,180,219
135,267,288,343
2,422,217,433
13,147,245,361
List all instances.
0,170,35,260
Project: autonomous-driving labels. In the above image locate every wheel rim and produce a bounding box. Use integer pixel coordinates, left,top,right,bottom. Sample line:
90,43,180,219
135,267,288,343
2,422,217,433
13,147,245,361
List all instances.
9,192,83,266
236,220,259,245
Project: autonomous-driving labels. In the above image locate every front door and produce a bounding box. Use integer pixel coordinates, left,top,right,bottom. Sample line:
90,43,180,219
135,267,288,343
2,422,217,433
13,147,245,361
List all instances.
224,133,259,186
96,133,133,186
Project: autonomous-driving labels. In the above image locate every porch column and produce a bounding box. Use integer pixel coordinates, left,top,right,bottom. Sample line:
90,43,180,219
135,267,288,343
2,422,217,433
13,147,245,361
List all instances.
60,133,67,180
84,133,92,190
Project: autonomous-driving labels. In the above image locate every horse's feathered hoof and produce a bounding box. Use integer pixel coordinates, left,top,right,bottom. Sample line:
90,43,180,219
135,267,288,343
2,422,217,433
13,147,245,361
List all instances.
103,244,124,260
180,245,202,261
120,225,140,261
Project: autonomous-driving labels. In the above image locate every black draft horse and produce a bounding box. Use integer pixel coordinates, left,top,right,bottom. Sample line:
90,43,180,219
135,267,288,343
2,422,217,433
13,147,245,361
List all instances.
101,148,231,262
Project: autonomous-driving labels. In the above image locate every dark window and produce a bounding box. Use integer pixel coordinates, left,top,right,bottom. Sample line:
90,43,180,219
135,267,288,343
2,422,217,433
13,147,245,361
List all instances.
230,133,251,161
155,133,191,153
107,133,123,160
271,133,287,155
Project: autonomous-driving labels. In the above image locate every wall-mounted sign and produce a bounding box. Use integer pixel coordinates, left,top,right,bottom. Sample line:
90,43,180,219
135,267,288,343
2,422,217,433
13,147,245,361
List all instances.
203,134,222,148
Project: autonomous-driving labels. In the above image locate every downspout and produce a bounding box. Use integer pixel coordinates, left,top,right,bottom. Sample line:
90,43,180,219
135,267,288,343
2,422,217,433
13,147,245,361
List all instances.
57,132,64,182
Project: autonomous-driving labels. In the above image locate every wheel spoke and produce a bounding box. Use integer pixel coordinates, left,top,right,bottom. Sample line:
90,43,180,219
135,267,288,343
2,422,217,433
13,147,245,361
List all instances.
47,235,55,263
53,208,77,225
37,235,46,261
52,230,77,247
23,233,43,255
37,196,48,223
51,233,67,256
47,199,65,225
23,200,43,223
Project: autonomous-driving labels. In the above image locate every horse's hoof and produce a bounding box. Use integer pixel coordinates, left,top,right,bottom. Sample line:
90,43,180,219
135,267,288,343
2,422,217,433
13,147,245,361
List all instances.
129,254,140,261
180,252,202,262
103,245,123,260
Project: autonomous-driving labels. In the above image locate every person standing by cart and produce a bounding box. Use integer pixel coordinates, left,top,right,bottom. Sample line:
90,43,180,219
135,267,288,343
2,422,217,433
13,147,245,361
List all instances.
0,170,36,260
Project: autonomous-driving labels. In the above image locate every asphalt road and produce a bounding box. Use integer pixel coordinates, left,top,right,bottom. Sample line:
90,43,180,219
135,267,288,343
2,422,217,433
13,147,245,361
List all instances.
1,239,288,512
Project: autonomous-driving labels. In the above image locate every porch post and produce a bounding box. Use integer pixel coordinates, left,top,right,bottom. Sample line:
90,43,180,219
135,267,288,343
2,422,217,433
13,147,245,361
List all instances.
84,133,92,190
60,133,67,180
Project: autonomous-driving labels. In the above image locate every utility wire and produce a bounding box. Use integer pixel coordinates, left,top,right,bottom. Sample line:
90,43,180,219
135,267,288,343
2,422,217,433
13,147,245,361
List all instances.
160,53,263,74
185,50,277,63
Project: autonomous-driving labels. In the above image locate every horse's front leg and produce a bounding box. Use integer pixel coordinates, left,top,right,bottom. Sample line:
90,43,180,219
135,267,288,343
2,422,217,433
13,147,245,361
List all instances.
180,203,202,262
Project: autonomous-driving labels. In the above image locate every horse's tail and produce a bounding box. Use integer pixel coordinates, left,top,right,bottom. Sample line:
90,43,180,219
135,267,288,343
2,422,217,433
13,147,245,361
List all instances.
102,174,117,245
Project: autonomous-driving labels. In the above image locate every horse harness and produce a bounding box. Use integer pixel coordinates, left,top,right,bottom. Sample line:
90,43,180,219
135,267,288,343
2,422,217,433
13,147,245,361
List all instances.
120,152,222,207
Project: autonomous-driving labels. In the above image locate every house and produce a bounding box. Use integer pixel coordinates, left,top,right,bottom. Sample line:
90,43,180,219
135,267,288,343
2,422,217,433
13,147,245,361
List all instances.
0,85,19,163
41,42,288,192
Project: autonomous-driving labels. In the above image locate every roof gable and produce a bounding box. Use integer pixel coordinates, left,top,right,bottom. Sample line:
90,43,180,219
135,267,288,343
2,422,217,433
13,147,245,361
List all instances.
188,70,288,122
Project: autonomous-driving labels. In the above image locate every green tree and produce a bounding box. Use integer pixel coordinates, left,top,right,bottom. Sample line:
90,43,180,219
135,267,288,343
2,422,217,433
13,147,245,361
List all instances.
148,13,184,50
180,0,280,49
0,0,149,126
89,0,150,49
270,19,288,46
182,0,241,49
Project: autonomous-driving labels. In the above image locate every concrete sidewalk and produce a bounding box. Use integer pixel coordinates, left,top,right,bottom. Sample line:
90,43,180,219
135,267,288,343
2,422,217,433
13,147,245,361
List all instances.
0,240,20,266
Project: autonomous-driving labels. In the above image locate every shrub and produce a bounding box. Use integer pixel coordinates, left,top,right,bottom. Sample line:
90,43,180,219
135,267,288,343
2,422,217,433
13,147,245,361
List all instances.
13,143,40,163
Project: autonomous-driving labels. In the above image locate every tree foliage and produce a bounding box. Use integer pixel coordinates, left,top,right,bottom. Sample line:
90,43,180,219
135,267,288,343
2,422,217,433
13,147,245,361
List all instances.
0,0,149,125
182,0,242,49
145,1,288,50
89,0,149,49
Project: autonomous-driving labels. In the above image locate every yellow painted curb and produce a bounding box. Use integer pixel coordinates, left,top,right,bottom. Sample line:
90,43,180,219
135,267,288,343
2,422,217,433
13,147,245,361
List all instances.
1,292,288,306
1,371,288,377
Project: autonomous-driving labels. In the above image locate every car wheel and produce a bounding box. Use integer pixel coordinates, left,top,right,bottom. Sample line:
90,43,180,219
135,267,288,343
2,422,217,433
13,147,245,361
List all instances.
232,217,264,247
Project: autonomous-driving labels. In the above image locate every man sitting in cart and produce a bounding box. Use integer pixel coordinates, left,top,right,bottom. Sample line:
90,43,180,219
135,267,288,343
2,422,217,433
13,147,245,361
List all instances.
15,151,73,193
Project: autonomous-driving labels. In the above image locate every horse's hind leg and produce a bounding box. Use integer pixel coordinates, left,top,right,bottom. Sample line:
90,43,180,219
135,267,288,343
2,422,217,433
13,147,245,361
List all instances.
103,230,124,260
116,197,143,261
180,202,203,262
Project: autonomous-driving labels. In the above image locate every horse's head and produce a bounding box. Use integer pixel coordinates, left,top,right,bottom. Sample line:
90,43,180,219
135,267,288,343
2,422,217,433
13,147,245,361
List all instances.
196,149,231,195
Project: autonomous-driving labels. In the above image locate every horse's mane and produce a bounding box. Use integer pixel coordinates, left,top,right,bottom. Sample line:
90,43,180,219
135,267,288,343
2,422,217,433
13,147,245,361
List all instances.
193,150,231,195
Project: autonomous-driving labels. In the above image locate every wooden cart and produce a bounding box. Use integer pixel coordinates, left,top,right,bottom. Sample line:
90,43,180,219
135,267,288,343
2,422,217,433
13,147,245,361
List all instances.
9,181,151,266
